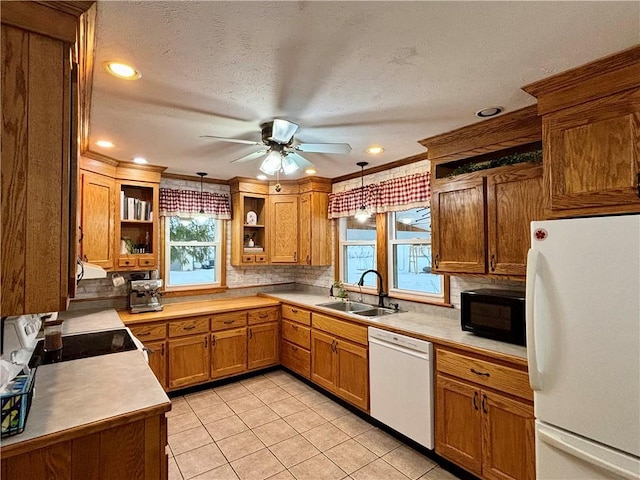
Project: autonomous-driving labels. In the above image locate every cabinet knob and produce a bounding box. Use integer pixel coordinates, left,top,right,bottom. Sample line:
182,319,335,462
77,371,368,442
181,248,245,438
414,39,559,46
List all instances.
293,252,297,262
470,368,490,377
473,391,478,410
637,172,640,198
249,328,253,339
490,255,496,272
482,394,488,414
434,254,439,269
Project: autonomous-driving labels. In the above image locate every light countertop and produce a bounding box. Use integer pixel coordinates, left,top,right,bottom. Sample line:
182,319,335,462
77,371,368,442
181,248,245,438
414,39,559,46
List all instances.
2,309,170,450
261,292,528,364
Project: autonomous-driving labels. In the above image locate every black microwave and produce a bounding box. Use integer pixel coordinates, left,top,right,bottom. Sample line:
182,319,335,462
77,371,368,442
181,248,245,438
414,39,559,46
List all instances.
460,289,526,346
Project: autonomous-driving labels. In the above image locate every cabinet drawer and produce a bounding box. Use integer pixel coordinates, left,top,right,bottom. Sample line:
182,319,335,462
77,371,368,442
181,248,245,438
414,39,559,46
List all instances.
282,319,311,349
248,306,280,325
436,349,532,401
129,323,166,342
168,317,210,337
118,257,138,268
255,255,267,263
312,313,368,346
242,255,255,263
211,311,248,331
282,304,311,326
138,255,156,268
281,340,310,378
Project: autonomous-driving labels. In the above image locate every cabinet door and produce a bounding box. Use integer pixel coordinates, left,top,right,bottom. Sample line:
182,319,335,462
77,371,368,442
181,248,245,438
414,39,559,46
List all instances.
431,177,486,274
334,339,369,410
310,330,336,392
247,322,279,370
544,88,640,216
482,392,535,480
211,328,247,379
80,170,115,269
299,192,331,266
281,340,311,378
1,24,72,315
168,335,209,389
486,164,544,276
270,195,298,263
145,340,167,390
435,375,483,476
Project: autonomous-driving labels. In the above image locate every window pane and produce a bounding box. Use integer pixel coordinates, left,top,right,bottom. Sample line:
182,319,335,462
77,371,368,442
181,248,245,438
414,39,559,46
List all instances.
169,217,216,242
343,245,376,287
394,208,431,240
392,244,442,295
345,216,376,241
169,246,216,286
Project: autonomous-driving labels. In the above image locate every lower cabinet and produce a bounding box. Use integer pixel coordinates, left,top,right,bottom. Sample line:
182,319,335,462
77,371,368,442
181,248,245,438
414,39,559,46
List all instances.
146,340,168,390
211,327,247,379
435,347,535,480
168,334,210,389
248,322,279,370
310,327,369,411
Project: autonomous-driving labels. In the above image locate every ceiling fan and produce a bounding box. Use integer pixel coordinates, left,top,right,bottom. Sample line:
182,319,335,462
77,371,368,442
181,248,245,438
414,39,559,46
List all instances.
201,119,352,175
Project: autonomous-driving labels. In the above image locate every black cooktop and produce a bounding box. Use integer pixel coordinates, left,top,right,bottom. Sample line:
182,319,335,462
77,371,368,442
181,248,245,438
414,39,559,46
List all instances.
29,329,137,368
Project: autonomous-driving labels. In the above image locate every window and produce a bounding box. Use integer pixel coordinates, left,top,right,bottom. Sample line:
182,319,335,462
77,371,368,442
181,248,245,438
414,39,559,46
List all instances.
338,216,377,288
388,208,444,299
164,217,222,289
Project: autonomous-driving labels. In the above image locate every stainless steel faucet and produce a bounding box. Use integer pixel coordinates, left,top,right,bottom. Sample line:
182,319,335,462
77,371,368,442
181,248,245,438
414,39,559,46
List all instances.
357,269,388,307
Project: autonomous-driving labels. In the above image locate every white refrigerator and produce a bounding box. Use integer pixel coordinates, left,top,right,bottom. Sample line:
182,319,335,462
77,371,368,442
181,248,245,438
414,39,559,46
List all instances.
526,215,640,479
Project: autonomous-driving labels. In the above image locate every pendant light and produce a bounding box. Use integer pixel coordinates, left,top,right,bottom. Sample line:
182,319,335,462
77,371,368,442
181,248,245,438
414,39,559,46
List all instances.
195,172,208,224
354,162,371,223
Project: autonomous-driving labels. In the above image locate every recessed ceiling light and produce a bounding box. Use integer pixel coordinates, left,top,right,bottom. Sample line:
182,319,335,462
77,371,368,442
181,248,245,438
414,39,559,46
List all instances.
305,168,317,175
132,157,148,164
365,146,385,155
256,174,268,181
475,106,504,118
95,140,115,148
104,61,141,80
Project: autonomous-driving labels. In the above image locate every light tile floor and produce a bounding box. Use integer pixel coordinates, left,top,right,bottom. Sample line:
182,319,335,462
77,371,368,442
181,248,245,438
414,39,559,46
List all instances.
167,370,462,480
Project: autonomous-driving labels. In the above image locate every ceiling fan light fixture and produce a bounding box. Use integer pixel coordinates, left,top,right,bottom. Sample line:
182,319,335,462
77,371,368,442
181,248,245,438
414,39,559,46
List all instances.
281,155,299,175
260,151,281,175
270,119,298,144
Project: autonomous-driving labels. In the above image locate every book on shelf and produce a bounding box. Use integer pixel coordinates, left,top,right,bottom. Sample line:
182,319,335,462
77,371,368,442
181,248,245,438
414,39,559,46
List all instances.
121,195,153,221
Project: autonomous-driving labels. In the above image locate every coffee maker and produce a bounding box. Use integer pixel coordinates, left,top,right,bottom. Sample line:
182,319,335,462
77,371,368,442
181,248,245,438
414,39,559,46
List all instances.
129,279,163,313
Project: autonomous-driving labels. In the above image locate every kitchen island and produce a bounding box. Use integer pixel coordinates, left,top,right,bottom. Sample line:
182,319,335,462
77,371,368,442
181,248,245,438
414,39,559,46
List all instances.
1,309,171,479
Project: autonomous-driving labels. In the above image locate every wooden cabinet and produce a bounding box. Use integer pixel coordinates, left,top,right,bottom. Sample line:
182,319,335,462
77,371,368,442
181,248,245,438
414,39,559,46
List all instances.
115,179,159,271
231,190,268,266
1,3,88,315
130,322,168,390
523,45,640,218
211,327,247,379
79,169,116,269
281,304,312,378
248,322,279,370
310,313,369,411
298,185,331,266
168,334,210,389
270,194,298,263
435,347,534,480
431,163,543,277
431,177,486,274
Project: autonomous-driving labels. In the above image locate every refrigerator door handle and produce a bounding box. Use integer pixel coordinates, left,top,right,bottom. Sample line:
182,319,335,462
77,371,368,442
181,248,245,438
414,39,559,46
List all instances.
538,428,639,480
526,248,542,391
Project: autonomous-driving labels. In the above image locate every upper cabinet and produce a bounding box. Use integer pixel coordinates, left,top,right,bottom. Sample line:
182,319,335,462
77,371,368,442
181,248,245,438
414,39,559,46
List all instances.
422,106,544,278
229,177,331,267
1,2,92,315
523,45,640,218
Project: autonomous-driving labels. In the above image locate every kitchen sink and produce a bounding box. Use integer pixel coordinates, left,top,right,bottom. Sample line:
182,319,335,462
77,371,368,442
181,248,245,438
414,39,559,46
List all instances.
316,301,374,312
354,307,396,317
317,301,399,318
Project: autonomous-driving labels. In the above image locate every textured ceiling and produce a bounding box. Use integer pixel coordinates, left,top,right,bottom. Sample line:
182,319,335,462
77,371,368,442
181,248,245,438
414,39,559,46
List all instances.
90,1,640,180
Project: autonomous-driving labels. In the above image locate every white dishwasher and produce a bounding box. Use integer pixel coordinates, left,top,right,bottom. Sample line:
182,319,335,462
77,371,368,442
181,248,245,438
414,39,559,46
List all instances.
368,327,434,449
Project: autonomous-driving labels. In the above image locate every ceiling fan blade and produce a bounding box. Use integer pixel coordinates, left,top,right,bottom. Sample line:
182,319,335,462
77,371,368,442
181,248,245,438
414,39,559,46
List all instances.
200,135,262,146
271,119,299,144
286,152,315,169
294,143,352,154
230,150,268,163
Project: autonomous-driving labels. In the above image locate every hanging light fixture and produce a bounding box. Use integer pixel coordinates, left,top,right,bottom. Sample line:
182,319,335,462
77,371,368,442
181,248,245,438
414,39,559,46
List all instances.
259,151,282,175
354,162,371,223
195,172,208,224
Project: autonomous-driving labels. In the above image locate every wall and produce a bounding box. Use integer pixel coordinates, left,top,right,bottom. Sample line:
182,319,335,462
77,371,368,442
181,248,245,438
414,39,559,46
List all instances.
331,159,524,310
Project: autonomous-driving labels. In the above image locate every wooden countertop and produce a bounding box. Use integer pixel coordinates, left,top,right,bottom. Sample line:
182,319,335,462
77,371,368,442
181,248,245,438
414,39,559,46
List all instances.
118,296,280,324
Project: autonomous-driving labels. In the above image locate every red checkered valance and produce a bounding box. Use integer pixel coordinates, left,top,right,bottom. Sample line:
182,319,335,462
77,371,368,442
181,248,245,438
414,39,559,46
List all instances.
159,188,231,219
328,172,430,219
